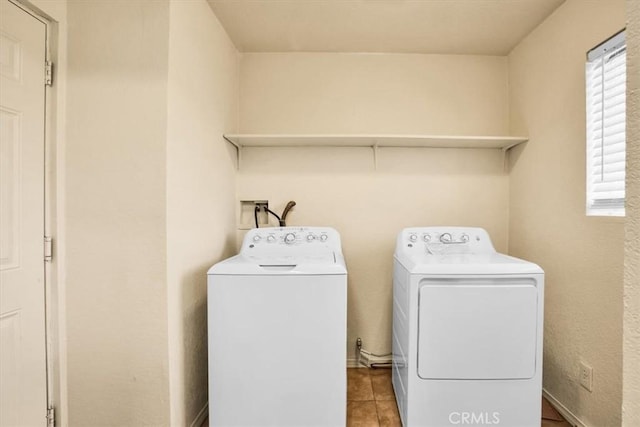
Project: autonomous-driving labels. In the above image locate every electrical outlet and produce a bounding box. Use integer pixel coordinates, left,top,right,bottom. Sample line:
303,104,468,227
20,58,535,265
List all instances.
579,361,593,392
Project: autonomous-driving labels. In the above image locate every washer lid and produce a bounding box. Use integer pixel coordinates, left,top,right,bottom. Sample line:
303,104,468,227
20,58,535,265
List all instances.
397,253,543,275
208,252,347,275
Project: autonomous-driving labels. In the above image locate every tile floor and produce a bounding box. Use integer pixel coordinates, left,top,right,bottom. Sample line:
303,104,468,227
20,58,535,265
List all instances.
203,367,572,427
541,397,573,427
347,368,575,427
347,367,400,427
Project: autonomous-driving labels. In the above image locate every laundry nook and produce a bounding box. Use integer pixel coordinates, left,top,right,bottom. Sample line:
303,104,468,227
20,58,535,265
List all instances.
0,1,639,427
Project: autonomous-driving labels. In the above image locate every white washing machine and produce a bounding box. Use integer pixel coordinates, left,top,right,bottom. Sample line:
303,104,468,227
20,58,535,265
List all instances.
392,227,544,427
207,227,347,427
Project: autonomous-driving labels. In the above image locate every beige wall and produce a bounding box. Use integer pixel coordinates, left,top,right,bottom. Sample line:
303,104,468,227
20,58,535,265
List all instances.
65,1,239,425
623,1,640,425
508,1,626,425
238,53,510,359
240,53,508,135
66,1,171,424
166,0,238,425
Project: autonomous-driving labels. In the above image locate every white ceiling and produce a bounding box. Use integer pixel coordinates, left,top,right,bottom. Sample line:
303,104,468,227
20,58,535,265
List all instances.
207,0,566,55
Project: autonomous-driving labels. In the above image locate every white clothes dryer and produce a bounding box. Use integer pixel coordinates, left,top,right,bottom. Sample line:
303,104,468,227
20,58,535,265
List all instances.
392,227,544,427
208,227,347,427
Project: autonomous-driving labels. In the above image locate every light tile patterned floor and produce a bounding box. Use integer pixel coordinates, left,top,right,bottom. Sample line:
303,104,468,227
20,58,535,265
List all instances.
347,368,573,427
347,368,400,427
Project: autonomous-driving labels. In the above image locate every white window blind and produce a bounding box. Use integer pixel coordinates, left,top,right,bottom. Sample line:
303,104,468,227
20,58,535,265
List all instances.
586,31,626,216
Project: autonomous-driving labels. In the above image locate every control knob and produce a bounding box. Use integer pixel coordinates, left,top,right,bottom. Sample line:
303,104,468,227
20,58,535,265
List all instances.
320,234,328,242
253,235,261,242
409,234,418,242
284,233,296,244
460,233,469,243
440,233,452,243
267,235,275,243
307,234,315,241
422,234,431,242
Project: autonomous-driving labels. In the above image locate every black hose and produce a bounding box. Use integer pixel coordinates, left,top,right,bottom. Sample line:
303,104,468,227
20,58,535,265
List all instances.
254,205,260,228
264,206,281,224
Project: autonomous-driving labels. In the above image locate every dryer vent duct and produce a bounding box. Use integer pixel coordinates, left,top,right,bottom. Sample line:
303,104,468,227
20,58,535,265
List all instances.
359,347,392,368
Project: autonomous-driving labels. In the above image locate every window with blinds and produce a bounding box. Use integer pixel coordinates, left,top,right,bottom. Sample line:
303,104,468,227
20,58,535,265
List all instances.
586,30,626,216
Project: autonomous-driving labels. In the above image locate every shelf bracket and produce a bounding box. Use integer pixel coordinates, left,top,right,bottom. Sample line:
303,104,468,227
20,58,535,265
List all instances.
501,146,509,172
372,143,379,171
223,134,242,170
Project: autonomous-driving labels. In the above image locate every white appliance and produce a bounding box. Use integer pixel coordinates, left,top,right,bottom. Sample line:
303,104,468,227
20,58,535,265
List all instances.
207,227,347,427
392,227,544,427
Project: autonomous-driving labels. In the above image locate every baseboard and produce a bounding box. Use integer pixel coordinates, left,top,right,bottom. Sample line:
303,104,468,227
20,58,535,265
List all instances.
542,389,587,427
347,357,390,368
347,358,362,368
190,402,209,427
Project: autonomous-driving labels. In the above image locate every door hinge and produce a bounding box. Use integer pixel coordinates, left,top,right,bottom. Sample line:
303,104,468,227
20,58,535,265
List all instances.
46,406,55,427
44,236,53,262
45,61,53,86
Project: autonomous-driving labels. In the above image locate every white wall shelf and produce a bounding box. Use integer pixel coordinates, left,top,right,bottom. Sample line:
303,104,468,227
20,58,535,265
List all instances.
223,134,528,170
223,134,528,150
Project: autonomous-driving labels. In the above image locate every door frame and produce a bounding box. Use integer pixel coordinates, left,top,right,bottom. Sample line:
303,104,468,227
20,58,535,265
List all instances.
7,0,67,424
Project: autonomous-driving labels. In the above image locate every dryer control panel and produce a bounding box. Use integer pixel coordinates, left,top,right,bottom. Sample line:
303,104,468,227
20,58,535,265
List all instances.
241,227,343,255
397,227,496,256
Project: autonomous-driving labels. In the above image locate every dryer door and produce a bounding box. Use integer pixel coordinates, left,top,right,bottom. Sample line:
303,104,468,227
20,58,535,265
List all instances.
417,277,538,380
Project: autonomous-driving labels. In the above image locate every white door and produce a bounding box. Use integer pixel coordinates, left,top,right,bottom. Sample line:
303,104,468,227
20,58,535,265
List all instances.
0,1,48,425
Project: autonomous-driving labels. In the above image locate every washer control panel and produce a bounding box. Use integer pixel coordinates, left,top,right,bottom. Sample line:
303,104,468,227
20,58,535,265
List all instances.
241,227,341,254
398,227,495,256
